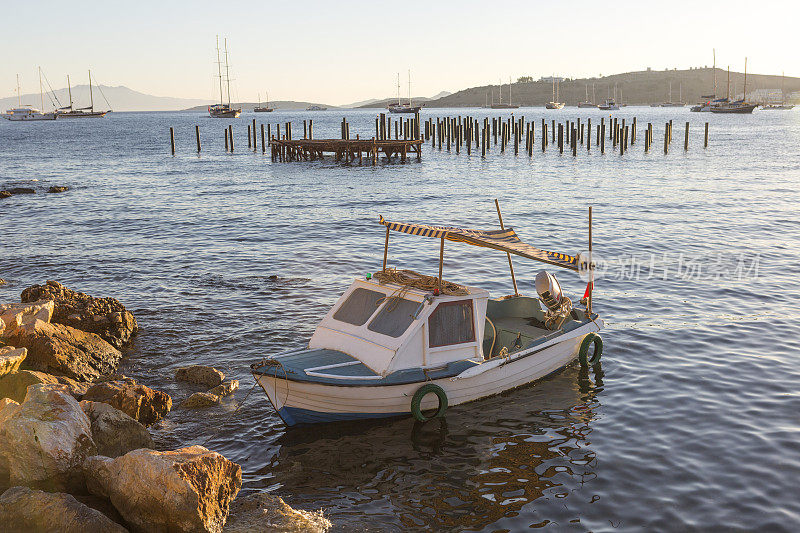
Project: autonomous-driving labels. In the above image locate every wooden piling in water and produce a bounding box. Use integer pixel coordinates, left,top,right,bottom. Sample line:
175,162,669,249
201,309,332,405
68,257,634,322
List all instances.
664,122,669,154
600,123,605,154
704,122,709,148
170,127,175,155
587,119,591,151
260,124,265,153
684,122,689,151
195,125,201,153
247,124,251,149
631,117,637,145
572,126,577,156
558,123,563,154
224,128,229,152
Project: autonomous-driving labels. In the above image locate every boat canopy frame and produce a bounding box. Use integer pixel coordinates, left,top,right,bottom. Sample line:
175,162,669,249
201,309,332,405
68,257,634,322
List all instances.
378,204,594,316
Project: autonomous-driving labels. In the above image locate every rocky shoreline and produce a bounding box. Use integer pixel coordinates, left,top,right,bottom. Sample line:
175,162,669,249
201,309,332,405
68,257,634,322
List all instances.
0,281,331,532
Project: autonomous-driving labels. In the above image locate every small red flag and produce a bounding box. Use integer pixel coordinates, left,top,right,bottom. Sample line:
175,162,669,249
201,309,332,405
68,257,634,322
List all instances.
582,281,593,299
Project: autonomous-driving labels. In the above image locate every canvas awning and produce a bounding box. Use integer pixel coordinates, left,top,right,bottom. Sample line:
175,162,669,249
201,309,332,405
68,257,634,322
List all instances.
379,215,580,271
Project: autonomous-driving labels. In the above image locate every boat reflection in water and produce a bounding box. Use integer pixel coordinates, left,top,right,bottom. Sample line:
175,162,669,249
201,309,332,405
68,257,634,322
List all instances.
261,362,604,531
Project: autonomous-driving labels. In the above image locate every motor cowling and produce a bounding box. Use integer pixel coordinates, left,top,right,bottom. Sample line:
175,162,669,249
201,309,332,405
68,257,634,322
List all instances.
535,271,563,311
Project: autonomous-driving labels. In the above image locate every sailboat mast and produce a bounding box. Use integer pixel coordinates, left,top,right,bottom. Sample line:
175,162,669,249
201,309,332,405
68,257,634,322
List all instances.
224,38,232,107
89,70,94,111
39,67,44,111
67,75,73,110
743,57,748,101
16,74,21,107
713,48,717,96
727,66,730,100
215,36,224,106
408,70,412,106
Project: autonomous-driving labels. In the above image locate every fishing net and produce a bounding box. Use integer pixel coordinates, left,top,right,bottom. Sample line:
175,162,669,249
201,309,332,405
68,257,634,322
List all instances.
373,268,469,296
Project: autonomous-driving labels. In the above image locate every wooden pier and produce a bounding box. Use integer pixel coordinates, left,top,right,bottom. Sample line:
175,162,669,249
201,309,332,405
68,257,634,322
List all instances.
270,138,422,164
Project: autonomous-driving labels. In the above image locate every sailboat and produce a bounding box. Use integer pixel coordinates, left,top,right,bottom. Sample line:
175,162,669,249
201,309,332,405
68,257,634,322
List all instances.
56,71,109,118
660,82,685,107
762,72,794,110
3,71,57,121
209,36,241,118
545,76,564,109
691,49,720,112
711,59,757,114
389,71,422,113
254,92,273,112
578,84,596,108
491,78,519,109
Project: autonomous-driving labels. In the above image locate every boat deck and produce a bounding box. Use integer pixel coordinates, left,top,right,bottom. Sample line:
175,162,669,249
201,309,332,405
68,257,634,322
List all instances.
252,348,477,386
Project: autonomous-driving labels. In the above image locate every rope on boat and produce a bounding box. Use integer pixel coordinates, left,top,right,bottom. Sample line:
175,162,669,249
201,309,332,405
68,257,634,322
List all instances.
374,268,469,296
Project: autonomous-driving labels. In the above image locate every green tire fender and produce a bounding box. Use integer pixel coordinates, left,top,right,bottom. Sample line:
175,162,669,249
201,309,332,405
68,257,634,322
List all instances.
578,333,603,367
410,384,448,422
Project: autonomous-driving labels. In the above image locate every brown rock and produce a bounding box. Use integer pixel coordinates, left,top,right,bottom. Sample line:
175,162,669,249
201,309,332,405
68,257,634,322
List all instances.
181,392,220,409
85,445,241,533
0,346,26,377
57,375,92,400
80,401,154,457
0,191,11,199
7,187,35,195
6,319,122,382
0,369,59,403
0,299,54,337
83,377,172,425
0,398,17,409
175,365,224,387
225,492,332,533
20,281,138,349
208,379,239,398
0,486,128,533
0,384,96,492
48,185,69,193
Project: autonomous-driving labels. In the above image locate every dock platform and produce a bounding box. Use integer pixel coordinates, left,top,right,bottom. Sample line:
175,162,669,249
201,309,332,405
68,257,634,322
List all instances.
270,138,422,164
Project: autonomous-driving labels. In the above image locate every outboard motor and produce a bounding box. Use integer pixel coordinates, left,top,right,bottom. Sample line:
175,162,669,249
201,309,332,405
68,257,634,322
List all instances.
535,271,572,330
535,271,563,311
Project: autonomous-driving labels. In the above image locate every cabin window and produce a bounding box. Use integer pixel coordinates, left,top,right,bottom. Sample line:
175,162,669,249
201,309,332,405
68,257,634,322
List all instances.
332,288,385,326
367,297,418,338
428,300,475,347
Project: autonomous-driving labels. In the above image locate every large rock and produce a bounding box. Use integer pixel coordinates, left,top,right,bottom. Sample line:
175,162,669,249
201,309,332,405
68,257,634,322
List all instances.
85,445,241,533
0,299,54,337
0,384,96,492
0,346,26,377
175,365,224,388
21,281,138,349
181,392,220,409
225,492,332,533
0,486,128,533
83,377,172,425
0,369,59,403
80,401,154,457
5,319,122,382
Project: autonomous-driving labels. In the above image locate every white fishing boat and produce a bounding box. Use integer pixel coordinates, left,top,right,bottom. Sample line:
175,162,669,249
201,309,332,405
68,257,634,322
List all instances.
3,72,57,121
545,76,564,109
252,208,604,427
597,84,619,110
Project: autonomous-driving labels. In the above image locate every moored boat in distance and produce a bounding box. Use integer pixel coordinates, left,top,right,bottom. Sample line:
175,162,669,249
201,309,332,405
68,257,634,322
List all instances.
577,84,596,108
254,92,273,112
209,36,241,118
545,76,564,109
55,71,110,118
389,71,422,113
251,210,604,427
598,98,619,111
710,58,757,114
306,104,328,111
3,73,57,121
761,72,794,110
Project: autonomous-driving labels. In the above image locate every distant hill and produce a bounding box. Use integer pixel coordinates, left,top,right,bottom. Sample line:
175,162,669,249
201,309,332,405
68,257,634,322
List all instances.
183,101,338,112
425,69,800,107
0,85,208,112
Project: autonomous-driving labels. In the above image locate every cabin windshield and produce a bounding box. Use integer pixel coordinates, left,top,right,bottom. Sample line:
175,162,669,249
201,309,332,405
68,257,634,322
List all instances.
332,288,384,326
429,300,475,347
367,297,418,338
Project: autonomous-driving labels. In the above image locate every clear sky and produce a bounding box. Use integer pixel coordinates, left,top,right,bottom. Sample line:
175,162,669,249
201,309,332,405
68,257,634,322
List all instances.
3,0,798,105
